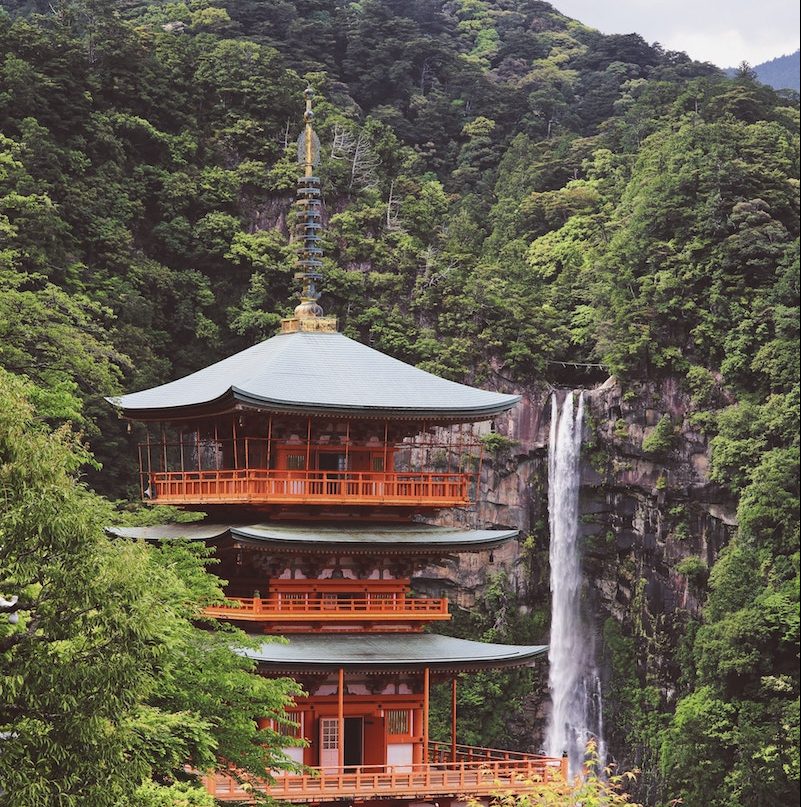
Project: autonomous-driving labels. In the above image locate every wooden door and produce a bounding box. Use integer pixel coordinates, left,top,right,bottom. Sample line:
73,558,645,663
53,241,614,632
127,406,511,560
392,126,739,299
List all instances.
319,717,339,772
362,715,386,767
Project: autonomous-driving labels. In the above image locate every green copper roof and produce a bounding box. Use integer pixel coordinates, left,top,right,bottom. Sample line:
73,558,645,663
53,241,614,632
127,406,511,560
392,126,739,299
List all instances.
242,634,547,672
107,331,519,420
107,523,232,541
106,521,517,552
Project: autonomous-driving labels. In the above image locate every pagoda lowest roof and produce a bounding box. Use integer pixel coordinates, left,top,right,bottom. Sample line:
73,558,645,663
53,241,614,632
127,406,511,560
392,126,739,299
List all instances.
241,633,547,673
108,330,519,421
106,521,518,553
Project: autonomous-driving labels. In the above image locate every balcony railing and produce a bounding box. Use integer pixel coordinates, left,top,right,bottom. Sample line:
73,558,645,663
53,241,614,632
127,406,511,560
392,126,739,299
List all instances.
429,741,545,764
203,756,568,803
204,595,451,623
142,469,470,507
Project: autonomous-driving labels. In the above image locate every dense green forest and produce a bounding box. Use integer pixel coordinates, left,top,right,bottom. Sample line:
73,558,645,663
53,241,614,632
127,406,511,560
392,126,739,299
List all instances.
1,1,798,805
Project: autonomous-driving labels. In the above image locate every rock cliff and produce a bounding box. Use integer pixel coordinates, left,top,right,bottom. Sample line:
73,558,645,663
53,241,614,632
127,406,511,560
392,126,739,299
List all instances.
422,376,737,764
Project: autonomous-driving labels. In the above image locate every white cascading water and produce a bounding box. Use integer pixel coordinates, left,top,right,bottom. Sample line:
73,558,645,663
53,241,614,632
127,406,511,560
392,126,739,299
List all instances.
545,391,606,776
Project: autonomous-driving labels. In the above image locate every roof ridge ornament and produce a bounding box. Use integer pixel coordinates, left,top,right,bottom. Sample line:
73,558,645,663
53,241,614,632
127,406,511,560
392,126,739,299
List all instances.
282,86,338,334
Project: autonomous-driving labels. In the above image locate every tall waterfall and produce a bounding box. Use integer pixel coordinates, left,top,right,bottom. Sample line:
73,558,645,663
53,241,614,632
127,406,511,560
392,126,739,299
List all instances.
545,391,606,776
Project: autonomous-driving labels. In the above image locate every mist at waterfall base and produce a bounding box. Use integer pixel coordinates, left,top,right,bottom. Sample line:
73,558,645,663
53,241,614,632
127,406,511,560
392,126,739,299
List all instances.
545,391,607,777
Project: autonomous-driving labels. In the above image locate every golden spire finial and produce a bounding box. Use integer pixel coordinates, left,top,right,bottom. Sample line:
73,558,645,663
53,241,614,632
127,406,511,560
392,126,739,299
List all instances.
281,87,337,334
303,85,315,178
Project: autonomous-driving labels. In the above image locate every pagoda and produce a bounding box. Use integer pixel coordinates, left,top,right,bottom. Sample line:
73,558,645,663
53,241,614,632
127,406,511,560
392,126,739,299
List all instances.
109,89,566,804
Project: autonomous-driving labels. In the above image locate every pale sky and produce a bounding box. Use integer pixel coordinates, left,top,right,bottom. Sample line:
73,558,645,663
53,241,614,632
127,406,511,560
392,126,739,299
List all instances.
551,1,800,68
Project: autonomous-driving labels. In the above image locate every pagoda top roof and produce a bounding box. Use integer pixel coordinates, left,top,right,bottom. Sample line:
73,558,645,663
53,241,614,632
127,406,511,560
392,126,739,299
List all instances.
107,331,519,421
106,521,518,554
241,633,547,673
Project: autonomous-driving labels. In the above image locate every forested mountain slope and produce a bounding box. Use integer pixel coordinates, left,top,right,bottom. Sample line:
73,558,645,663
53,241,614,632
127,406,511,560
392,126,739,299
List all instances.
0,2,798,805
727,50,800,92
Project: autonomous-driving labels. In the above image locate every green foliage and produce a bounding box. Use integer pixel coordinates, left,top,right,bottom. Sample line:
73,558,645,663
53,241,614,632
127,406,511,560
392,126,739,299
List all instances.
676,555,708,585
0,370,300,806
467,739,642,805
131,781,214,807
685,364,717,407
480,431,517,453
601,619,666,801
0,4,798,804
642,414,674,455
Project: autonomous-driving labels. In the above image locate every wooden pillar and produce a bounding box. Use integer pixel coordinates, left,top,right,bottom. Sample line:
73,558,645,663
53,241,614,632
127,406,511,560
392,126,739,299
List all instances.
337,667,345,770
451,676,457,763
476,433,484,500
160,422,167,472
423,666,430,764
138,443,145,500
214,421,220,470
232,414,239,468
145,426,152,473
266,415,273,470
305,417,312,470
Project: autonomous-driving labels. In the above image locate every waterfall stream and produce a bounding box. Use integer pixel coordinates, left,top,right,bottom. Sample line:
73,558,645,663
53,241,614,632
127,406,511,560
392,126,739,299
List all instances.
545,391,606,776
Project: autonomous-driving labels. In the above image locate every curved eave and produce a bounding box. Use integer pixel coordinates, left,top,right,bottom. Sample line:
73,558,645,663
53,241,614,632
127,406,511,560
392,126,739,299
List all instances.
231,387,521,421
242,634,547,673
107,390,239,423
109,388,520,423
105,523,518,554
105,523,232,542
230,525,517,553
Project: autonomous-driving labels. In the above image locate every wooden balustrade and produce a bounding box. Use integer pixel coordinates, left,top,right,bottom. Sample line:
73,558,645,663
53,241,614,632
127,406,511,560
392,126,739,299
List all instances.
204,594,451,622
428,740,551,764
203,756,568,803
142,468,470,506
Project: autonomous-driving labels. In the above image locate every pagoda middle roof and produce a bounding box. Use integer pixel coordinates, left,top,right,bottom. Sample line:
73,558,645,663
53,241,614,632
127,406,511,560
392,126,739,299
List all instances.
107,331,519,421
241,633,547,673
106,521,518,553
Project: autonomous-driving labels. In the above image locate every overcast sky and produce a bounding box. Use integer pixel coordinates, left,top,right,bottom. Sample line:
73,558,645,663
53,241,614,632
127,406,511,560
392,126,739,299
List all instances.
551,1,800,68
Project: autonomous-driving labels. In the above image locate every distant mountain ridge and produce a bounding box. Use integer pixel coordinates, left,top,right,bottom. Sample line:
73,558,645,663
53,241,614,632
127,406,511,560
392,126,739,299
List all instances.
726,50,800,91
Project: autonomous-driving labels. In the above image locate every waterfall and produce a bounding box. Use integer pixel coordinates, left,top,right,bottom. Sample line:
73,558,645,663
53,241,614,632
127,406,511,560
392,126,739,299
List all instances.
545,391,606,776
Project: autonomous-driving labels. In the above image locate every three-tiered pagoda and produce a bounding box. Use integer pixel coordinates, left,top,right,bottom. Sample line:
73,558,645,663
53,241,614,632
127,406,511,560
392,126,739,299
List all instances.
109,89,565,804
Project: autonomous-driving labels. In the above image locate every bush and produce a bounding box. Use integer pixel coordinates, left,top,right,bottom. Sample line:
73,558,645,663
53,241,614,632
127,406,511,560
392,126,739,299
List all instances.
676,555,708,585
480,432,518,453
642,414,675,455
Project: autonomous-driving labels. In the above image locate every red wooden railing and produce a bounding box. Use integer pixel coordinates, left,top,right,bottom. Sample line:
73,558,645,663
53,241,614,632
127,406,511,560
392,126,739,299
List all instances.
203,594,451,622
142,468,470,506
428,741,552,764
203,756,568,802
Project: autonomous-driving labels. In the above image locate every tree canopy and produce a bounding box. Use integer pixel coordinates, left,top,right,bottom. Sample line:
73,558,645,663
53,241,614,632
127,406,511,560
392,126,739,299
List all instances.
0,2,798,805
0,369,301,806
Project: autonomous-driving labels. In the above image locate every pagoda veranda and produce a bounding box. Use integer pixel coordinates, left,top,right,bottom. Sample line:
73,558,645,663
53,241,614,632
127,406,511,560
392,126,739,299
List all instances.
107,88,566,804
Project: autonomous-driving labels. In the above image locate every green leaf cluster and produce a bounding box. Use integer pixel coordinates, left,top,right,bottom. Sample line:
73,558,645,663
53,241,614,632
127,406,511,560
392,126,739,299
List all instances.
0,369,300,806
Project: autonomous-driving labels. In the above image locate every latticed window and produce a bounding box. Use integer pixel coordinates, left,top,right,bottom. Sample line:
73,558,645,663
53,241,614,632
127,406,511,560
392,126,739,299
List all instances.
278,592,306,609
283,713,303,739
386,709,411,735
371,456,385,472
266,713,303,739
321,718,339,749
286,454,306,470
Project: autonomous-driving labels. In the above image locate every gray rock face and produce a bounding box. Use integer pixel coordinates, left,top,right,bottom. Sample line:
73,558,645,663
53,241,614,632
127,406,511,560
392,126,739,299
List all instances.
423,376,737,758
